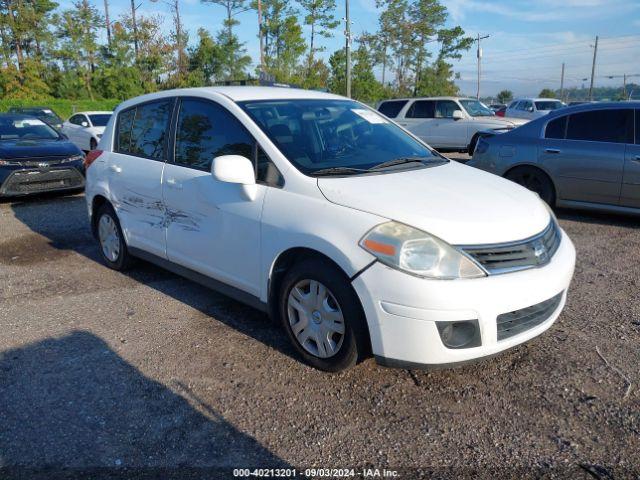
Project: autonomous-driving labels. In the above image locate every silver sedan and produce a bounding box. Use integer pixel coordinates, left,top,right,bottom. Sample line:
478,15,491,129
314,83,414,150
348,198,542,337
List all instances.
467,102,640,214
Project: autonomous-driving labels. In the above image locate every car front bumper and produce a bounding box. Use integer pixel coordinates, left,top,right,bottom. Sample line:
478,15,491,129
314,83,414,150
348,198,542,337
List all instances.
352,229,576,368
0,164,85,197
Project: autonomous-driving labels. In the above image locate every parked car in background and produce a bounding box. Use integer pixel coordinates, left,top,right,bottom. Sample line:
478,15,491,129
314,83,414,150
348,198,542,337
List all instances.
85,86,575,372
489,103,506,113
0,114,85,197
468,102,639,213
505,98,565,120
377,97,528,153
7,106,64,130
494,105,507,117
62,111,112,151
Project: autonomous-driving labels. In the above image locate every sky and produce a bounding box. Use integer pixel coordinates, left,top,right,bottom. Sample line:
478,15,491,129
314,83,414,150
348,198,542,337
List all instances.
82,0,640,98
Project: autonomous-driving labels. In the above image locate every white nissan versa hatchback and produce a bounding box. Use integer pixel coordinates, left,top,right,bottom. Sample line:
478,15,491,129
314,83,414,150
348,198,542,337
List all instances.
85,87,576,372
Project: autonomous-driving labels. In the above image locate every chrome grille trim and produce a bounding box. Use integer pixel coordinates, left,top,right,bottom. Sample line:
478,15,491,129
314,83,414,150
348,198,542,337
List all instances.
0,168,85,195
496,291,564,341
458,220,561,275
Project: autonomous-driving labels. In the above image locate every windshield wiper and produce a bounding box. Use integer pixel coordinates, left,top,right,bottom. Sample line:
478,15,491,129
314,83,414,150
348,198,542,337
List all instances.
367,157,435,171
312,166,370,176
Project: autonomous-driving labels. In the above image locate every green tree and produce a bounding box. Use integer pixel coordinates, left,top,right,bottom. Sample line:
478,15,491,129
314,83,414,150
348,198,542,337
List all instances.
539,88,557,98
54,0,103,99
497,89,513,104
187,28,224,85
299,0,338,77
258,0,306,83
329,46,383,103
201,0,251,80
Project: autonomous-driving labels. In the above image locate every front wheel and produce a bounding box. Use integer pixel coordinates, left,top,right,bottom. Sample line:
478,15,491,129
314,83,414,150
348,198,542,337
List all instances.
279,258,369,372
505,166,556,206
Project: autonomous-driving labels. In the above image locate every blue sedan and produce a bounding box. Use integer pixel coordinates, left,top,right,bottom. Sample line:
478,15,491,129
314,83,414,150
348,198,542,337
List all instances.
468,102,640,214
0,114,85,197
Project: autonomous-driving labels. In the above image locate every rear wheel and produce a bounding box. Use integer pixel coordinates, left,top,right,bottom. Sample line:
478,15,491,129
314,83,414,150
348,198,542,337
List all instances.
468,133,480,155
279,258,369,372
96,203,134,270
505,166,556,206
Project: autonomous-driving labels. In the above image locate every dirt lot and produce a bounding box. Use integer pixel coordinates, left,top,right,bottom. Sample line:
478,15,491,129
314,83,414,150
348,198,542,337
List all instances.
0,191,638,479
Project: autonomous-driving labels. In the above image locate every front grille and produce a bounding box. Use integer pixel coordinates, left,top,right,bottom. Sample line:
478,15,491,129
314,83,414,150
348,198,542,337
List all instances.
497,291,563,341
460,220,561,274
0,168,84,196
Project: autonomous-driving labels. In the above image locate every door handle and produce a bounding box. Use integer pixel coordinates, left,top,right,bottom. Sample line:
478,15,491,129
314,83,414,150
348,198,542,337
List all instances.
545,148,561,154
165,178,182,190
109,164,122,173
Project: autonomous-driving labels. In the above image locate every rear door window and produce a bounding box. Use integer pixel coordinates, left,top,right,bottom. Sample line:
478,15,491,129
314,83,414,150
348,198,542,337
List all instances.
378,100,408,118
129,100,173,160
406,100,435,119
566,109,633,144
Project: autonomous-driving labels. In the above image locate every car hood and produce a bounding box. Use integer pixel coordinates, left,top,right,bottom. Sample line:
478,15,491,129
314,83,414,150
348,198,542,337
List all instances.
317,161,550,245
0,138,81,159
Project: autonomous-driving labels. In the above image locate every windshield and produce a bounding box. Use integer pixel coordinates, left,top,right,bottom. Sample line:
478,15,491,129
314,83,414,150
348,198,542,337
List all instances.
459,99,494,117
88,114,111,127
239,99,443,176
0,117,60,141
535,101,564,111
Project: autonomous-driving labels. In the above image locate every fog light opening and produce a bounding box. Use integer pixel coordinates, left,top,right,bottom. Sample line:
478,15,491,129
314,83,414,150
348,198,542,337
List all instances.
436,320,481,349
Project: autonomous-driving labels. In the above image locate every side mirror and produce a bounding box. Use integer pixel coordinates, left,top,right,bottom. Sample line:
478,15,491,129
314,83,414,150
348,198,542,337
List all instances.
211,155,256,200
452,110,464,120
81,121,89,127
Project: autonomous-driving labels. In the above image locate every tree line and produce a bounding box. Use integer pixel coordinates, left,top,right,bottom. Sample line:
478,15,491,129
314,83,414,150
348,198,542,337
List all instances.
0,0,473,104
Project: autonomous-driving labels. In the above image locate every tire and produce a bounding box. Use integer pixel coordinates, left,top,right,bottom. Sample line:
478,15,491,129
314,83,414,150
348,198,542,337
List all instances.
505,166,556,206
90,138,97,151
96,203,134,271
279,258,369,372
468,133,480,156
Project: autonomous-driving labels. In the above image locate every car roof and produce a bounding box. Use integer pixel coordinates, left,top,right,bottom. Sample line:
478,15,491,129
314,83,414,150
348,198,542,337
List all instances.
0,113,41,120
117,87,346,111
545,100,640,117
72,111,113,115
513,98,563,102
380,96,473,102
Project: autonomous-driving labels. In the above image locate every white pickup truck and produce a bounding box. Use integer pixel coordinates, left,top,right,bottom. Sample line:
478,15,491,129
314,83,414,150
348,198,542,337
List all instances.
377,96,528,153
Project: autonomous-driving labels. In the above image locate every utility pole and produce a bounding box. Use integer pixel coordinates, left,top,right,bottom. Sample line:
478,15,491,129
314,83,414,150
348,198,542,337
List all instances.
560,62,565,101
257,0,265,74
475,33,490,100
104,0,112,46
588,35,598,101
131,0,139,59
623,73,627,100
344,0,352,98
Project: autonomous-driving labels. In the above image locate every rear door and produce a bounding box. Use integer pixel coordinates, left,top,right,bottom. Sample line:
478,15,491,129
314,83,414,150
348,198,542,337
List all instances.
539,109,631,205
620,109,640,208
401,100,436,144
108,98,174,258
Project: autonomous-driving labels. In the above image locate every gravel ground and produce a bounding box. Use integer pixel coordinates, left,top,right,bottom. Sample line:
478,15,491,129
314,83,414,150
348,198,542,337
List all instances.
0,192,638,480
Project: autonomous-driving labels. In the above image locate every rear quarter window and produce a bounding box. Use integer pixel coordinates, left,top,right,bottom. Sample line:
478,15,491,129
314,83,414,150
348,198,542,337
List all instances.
378,100,408,118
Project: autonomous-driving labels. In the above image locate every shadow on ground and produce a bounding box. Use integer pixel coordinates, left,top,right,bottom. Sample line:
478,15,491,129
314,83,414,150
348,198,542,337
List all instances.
6,194,297,363
0,331,290,478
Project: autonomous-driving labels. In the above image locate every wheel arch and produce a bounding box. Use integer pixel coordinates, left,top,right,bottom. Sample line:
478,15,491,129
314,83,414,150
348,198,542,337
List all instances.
90,194,110,238
503,163,558,204
266,247,370,327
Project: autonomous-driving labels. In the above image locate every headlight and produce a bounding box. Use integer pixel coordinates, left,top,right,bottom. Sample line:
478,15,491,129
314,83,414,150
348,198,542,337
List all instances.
63,154,84,163
359,221,486,279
